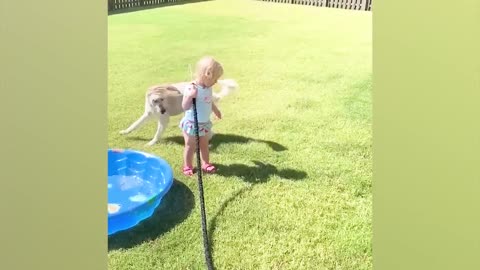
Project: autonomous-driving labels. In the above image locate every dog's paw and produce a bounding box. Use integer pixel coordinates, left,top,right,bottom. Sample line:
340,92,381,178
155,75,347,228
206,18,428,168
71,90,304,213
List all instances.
119,130,130,135
145,140,157,147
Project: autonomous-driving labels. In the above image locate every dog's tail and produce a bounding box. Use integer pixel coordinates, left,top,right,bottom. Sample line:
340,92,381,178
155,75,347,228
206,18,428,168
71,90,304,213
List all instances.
213,79,239,102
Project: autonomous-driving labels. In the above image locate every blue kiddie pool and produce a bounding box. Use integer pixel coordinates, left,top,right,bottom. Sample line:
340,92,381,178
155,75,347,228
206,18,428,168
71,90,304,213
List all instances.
108,149,174,235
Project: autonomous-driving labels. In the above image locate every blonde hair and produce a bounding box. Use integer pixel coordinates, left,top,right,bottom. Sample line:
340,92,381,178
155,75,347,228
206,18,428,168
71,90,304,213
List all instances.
194,56,224,82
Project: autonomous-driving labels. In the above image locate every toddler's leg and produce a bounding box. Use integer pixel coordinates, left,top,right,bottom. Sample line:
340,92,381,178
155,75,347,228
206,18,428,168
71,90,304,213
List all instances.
199,135,216,173
182,132,196,175
199,135,210,165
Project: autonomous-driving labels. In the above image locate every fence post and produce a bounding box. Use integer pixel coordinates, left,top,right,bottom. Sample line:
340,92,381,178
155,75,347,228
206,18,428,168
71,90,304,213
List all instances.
360,0,366,10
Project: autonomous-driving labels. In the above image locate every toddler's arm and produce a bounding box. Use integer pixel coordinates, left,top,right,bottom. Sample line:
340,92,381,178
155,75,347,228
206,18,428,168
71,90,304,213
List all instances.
182,83,197,110
212,103,222,119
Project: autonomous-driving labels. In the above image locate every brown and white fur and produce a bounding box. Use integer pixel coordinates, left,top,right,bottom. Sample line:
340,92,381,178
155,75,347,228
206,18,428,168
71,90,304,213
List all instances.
120,79,238,146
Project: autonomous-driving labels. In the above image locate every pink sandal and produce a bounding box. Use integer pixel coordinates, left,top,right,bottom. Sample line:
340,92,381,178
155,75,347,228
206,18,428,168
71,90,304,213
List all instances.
182,166,195,176
202,163,217,174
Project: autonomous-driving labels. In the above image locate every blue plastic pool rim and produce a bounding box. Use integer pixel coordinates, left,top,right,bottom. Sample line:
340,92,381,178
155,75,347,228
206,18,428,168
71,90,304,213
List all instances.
107,178,172,219
107,148,174,219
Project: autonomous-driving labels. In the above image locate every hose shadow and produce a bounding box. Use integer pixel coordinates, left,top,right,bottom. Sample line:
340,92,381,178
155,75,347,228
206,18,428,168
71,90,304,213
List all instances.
206,160,308,256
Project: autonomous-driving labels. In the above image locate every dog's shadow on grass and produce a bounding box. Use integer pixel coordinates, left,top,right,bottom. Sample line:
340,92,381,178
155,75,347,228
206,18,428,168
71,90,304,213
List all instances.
108,179,194,251
164,133,288,152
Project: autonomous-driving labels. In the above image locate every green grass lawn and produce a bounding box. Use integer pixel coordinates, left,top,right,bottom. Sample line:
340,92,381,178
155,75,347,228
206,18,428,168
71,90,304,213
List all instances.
108,0,372,269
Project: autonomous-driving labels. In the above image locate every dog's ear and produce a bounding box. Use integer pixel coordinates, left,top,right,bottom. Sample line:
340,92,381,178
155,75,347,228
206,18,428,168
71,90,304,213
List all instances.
166,86,182,95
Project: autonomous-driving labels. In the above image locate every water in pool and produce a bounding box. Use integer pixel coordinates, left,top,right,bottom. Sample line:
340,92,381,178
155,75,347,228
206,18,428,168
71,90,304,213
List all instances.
108,175,164,215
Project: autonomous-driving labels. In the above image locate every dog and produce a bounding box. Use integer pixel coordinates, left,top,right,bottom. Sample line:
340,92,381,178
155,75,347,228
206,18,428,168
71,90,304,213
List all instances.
119,79,238,146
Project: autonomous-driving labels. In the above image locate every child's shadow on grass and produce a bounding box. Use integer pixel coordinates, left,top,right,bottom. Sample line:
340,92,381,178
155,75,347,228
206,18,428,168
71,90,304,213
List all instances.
215,160,307,183
164,133,288,152
108,179,194,251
